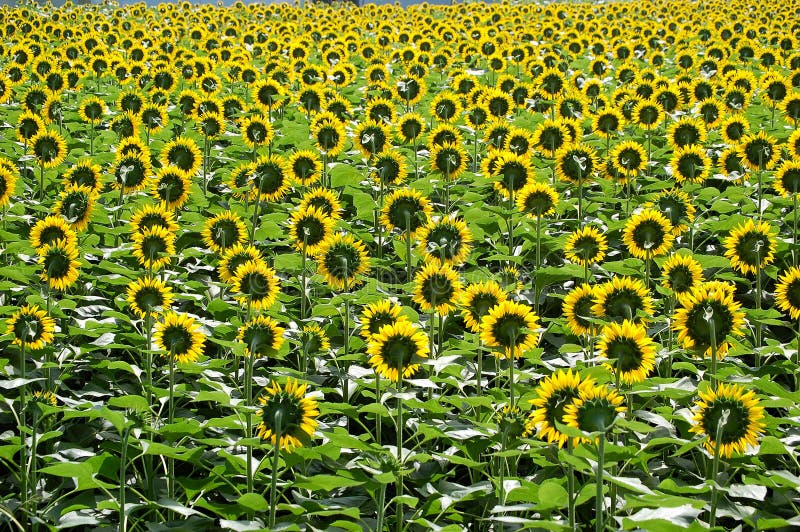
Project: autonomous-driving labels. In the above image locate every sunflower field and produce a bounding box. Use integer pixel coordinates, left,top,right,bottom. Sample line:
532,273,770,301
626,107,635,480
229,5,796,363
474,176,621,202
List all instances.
1,0,800,529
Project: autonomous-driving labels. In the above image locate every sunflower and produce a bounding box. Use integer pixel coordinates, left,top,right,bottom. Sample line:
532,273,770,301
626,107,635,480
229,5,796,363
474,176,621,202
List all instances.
776,267,800,321
555,144,598,184
231,259,281,310
139,104,167,134
719,115,749,145
217,243,262,283
17,111,45,144
316,233,370,291
460,280,508,334
516,181,558,218
394,75,426,107
287,150,322,186
114,153,152,193
360,299,405,340
30,215,77,250
591,108,624,138
661,253,705,301
592,276,654,324
161,137,202,176
598,320,657,385
202,212,247,254
532,119,570,157
371,151,407,186
503,128,535,156
129,203,179,235
38,238,80,291
251,79,285,112
367,320,429,382
429,142,468,181
622,208,675,259
289,205,335,255
632,99,663,129
311,112,346,157
673,282,746,358
609,140,647,180
525,369,596,447
0,167,18,208
151,166,192,210
131,225,176,271
78,95,105,123
563,283,600,337
642,189,696,236
299,187,342,220
32,389,57,407
256,378,319,452
774,161,800,198
380,188,432,238
240,114,274,149
153,311,206,364
300,324,331,355
737,132,779,171
563,385,626,444
690,383,765,458
491,151,533,198
564,225,608,267
7,305,56,351
238,315,285,358
412,261,463,316
54,184,97,232
671,145,711,185
788,130,800,160
30,130,67,169
417,216,473,266
63,159,102,191
396,113,426,145
354,120,390,159
723,219,777,275
126,276,173,318
480,300,540,359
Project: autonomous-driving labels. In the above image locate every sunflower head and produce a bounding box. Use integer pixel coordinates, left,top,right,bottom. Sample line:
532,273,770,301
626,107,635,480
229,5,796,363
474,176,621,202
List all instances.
367,320,429,382
491,151,533,198
563,283,600,337
723,219,777,275
287,150,322,186
479,300,540,359
609,140,647,179
256,378,319,452
131,225,176,271
316,233,370,292
526,369,596,447
643,189,696,236
153,312,206,365
380,188,432,238
496,404,527,440
30,130,67,168
564,225,608,267
360,299,404,340
622,208,675,259
598,320,657,385
127,276,173,319
299,187,343,221
774,161,800,198
54,184,98,232
152,166,192,209
7,305,56,351
231,259,281,310
671,145,710,185
673,282,746,358
738,131,779,171
429,142,468,181
516,181,558,218
371,151,407,186
555,144,598,184
0,166,18,208
460,280,508,334
776,266,800,321
592,276,654,325
563,385,626,445
690,383,765,458
30,215,78,251
161,137,202,176
412,261,463,315
661,252,704,301
38,238,80,291
202,212,248,254
238,315,285,358
417,216,473,266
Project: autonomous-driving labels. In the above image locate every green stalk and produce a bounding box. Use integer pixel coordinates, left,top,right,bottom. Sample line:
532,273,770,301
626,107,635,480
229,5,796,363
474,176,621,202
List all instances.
396,386,404,532
793,193,799,268
19,343,28,513
39,163,45,201
405,214,413,283
168,351,175,501
709,409,729,529
202,133,209,198
268,412,283,529
250,196,261,245
535,215,542,315
375,373,382,443
120,425,130,532
475,338,483,419
567,442,576,532
507,354,515,410
300,233,308,324
755,243,763,366
245,354,255,505
145,311,154,420
707,306,718,388
376,481,387,531
595,436,606,532
377,173,384,260
577,166,583,228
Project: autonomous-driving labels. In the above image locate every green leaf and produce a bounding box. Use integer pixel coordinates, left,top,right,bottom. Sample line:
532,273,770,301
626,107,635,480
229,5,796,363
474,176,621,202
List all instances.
237,493,268,513
293,474,365,492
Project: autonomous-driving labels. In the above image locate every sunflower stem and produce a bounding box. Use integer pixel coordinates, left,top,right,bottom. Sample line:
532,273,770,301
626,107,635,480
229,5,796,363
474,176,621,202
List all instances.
168,351,175,502
709,412,726,529
119,424,130,532
405,214,413,284
39,163,45,201
428,311,435,402
396,385,404,532
793,193,798,268
507,355,515,410
757,151,764,223
708,310,718,388
375,373,382,444
376,480,387,532
300,236,308,327
577,167,583,228
755,244,763,366
245,354,254,513
377,173,384,260
475,338,483,419
268,414,282,529
595,435,606,532
19,343,28,515
535,215,542,315
145,311,154,420
202,133,209,198
567,442,576,532
250,197,261,246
